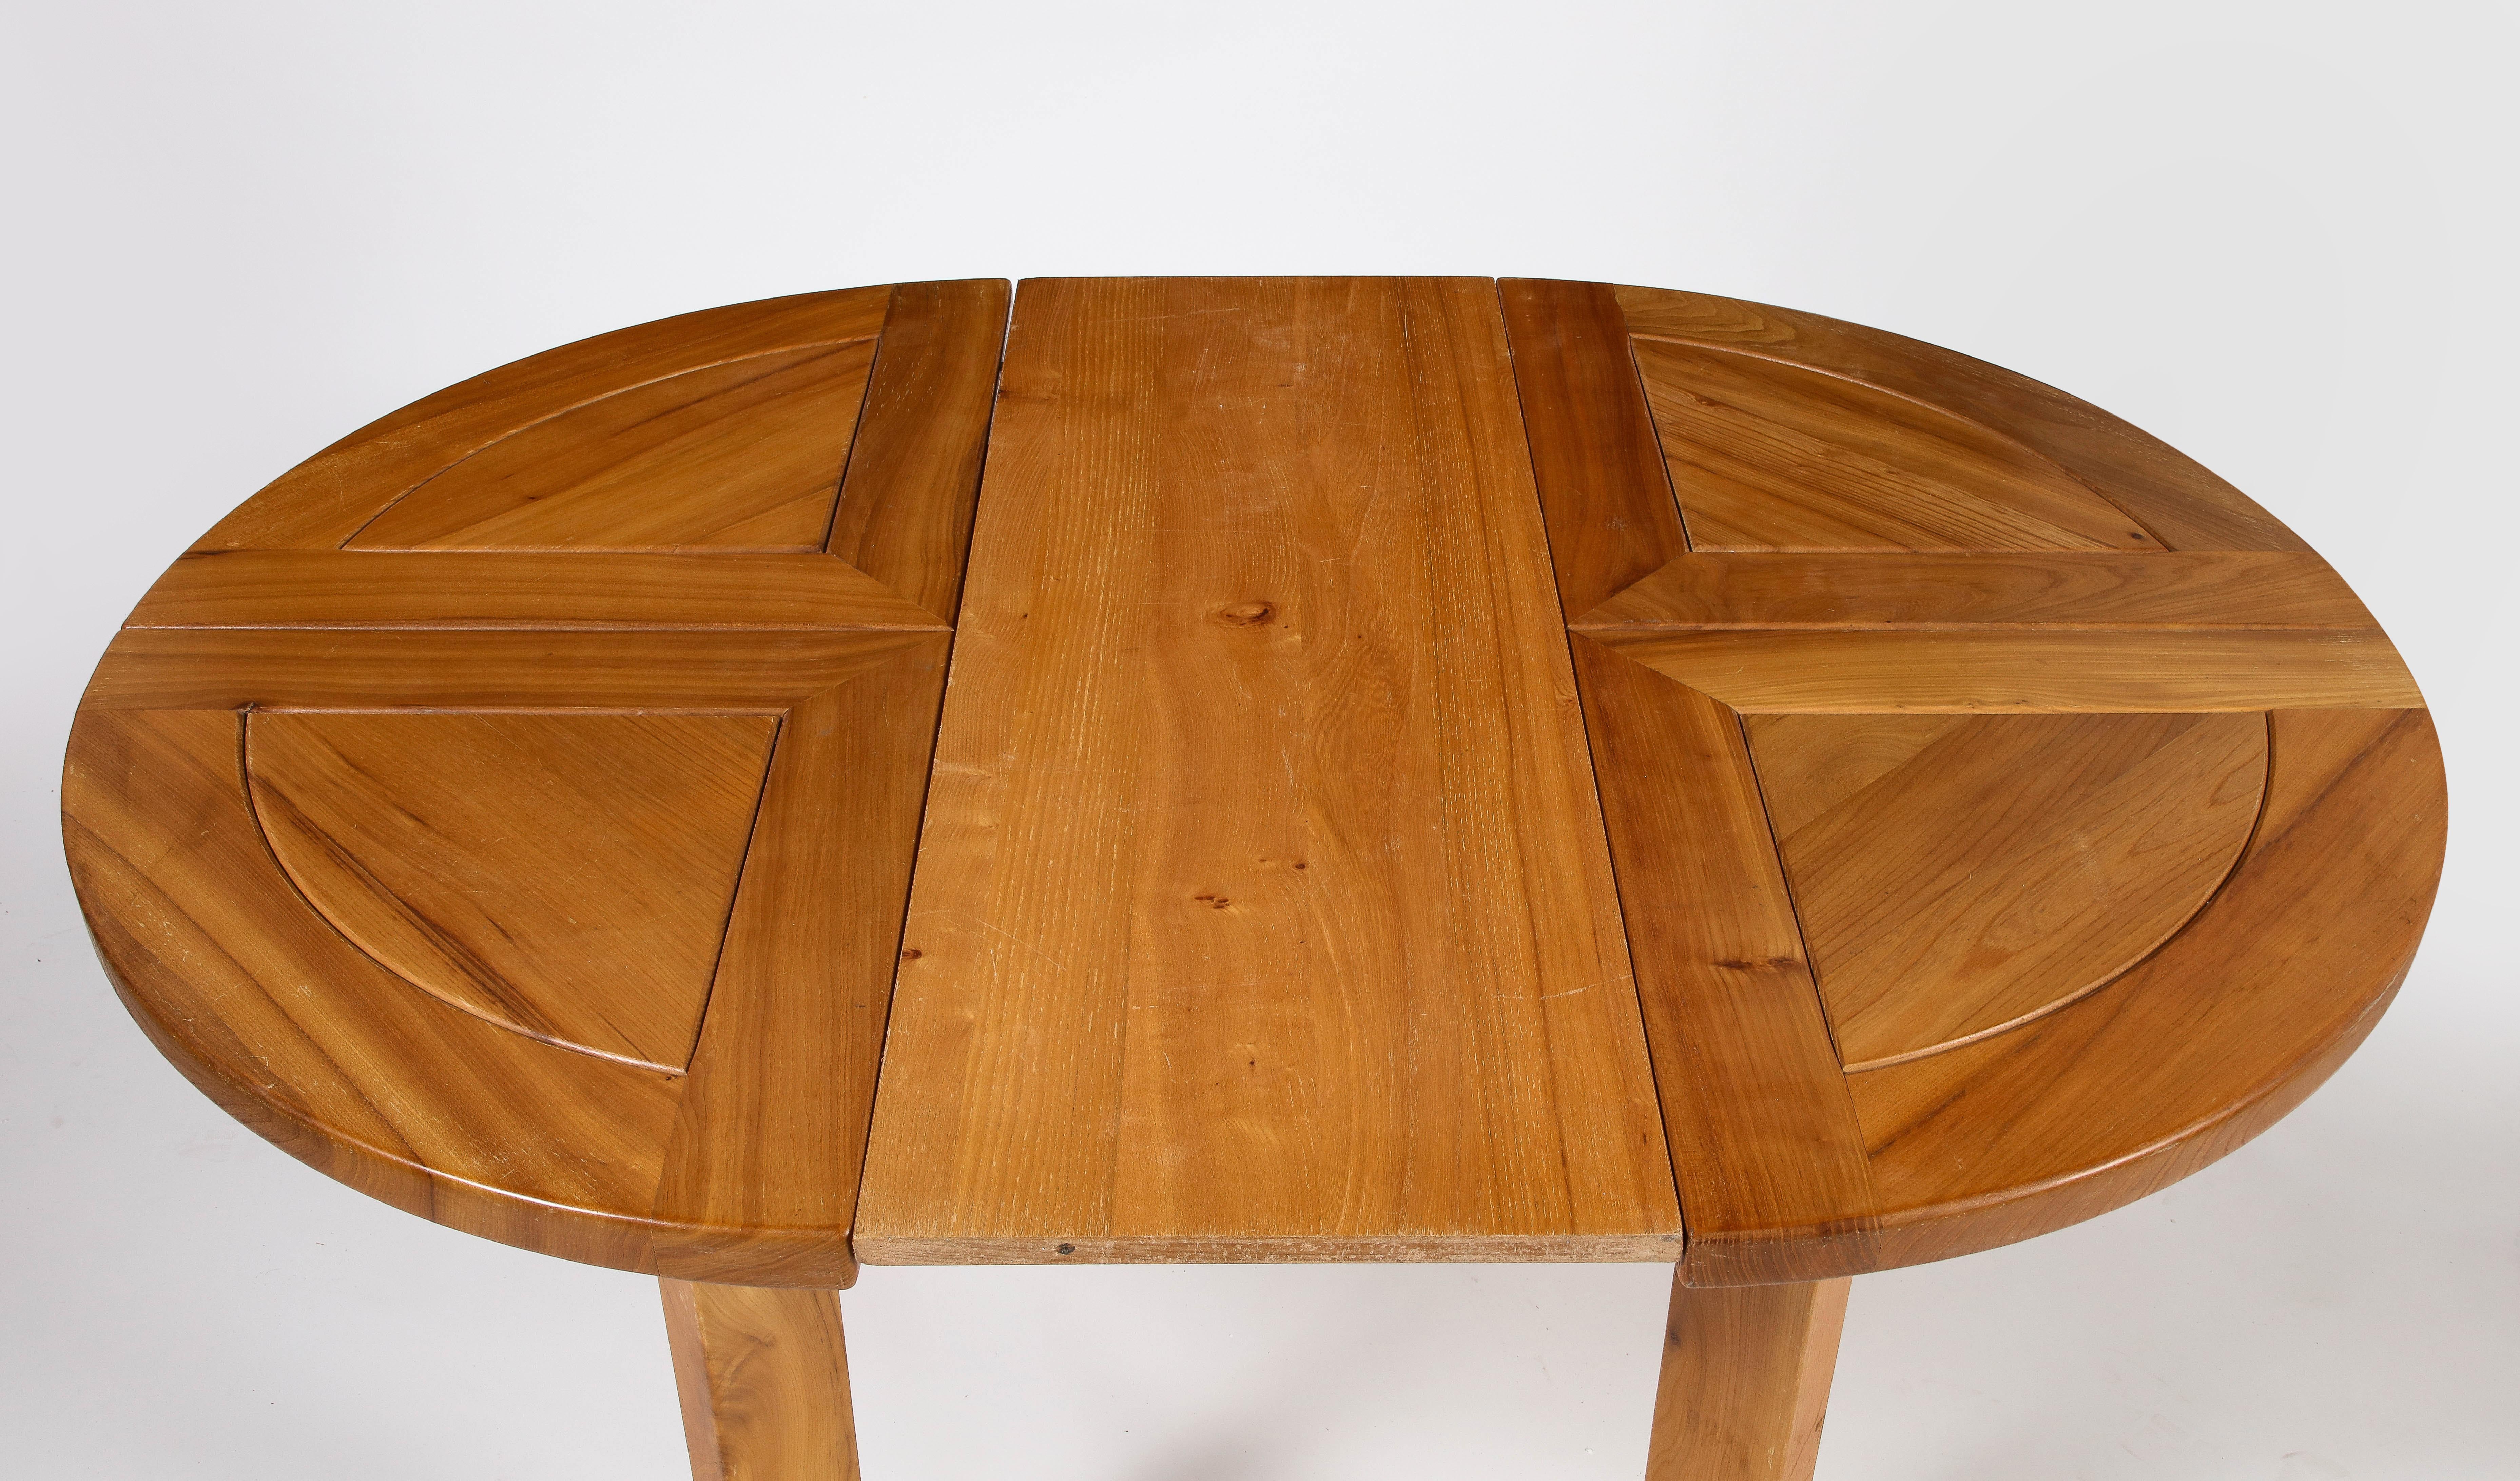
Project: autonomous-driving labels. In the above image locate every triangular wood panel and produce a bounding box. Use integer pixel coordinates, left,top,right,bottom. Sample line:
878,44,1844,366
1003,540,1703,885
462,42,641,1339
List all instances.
1631,338,2160,552
1746,711,2267,1068
349,340,878,551
247,711,778,1072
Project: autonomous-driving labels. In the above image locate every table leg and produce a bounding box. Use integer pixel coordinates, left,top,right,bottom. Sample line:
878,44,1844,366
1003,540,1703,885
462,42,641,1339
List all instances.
1646,1273,1851,1481
660,1278,861,1481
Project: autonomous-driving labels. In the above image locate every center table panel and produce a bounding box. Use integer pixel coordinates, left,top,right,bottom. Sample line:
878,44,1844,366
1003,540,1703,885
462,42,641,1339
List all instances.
853,278,1683,1263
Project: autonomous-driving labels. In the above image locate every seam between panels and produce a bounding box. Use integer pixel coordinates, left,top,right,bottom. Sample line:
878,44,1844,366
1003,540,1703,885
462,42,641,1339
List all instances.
1494,277,1691,1254
845,281,1016,1272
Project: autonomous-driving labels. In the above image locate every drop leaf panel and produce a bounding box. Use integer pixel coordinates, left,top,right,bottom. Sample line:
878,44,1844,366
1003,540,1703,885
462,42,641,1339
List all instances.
66,281,1010,1287
1847,707,2442,1269
1502,278,2438,1285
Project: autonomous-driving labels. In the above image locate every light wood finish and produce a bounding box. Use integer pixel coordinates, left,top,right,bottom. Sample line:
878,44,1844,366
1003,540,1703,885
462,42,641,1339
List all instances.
824,277,1010,621
1504,278,2443,1286
854,277,1680,1266
1648,1275,1850,1481
68,275,2448,1481
126,551,945,631
194,287,894,552
1849,706,2443,1268
661,1278,859,1481
348,340,879,551
1580,550,2376,630
65,280,1007,1287
648,644,948,1285
1611,284,2310,553
1566,636,1879,1286
1632,338,2158,552
82,625,935,711
1498,278,1693,619
1587,625,2420,713
1749,711,2267,1068
246,711,777,1072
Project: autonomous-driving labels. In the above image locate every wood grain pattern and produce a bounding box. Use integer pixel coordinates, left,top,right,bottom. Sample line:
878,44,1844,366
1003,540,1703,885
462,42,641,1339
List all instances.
650,642,949,1287
196,287,893,551
824,279,1011,620
66,282,1005,1289
854,277,1679,1265
347,340,878,551
1647,1276,1850,1481
1578,551,2374,630
125,551,946,632
64,708,686,1269
661,1278,859,1481
1633,338,2159,552
1734,713,1966,841
1565,638,1878,1285
82,626,931,711
1590,626,2421,712
1503,281,2444,1289
1748,712,2267,1068
1611,284,2309,553
1848,707,2444,1269
70,275,2447,1347
1497,278,1691,618
245,712,777,1073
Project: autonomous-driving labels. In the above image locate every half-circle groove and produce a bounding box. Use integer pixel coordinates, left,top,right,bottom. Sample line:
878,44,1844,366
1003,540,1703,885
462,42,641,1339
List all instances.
1745,710,2269,1069
244,710,778,1072
1631,337,2166,552
347,340,878,551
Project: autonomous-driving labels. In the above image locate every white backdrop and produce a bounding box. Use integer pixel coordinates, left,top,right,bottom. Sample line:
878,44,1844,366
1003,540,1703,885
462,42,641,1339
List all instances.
4,4,2512,1478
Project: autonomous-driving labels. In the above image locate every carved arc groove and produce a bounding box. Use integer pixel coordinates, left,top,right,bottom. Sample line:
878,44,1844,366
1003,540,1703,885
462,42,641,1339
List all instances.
242,709,780,1074
1745,711,2272,1070
343,339,882,552
1628,337,2165,555
60,278,2442,1310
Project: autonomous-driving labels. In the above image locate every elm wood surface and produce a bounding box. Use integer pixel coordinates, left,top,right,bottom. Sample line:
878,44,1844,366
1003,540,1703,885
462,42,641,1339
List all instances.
66,280,1006,1289
1580,550,2377,630
1585,625,2420,713
662,1278,861,1481
1503,277,2437,1285
63,275,2444,1479
1648,1277,1851,1481
1630,337,2159,553
852,277,1679,1266
245,710,779,1073
1607,283,2311,553
193,286,898,552
1746,711,2268,1069
345,339,881,551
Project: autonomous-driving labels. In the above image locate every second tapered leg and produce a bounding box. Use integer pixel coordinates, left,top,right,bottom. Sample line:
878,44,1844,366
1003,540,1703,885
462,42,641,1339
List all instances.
1645,1273,1850,1481
661,1278,861,1481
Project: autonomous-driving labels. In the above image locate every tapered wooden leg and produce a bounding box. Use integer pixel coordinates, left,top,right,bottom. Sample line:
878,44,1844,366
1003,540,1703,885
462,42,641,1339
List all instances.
1646,1273,1850,1481
661,1278,861,1481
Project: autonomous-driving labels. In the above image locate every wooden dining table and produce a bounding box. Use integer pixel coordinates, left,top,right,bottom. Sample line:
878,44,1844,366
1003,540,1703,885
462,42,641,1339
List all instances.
62,276,2444,1480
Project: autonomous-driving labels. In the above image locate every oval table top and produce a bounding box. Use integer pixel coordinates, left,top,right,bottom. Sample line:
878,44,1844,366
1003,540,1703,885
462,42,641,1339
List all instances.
63,278,2444,1291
